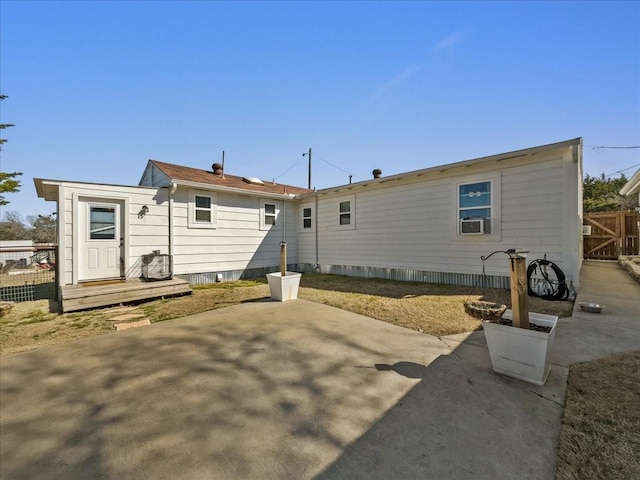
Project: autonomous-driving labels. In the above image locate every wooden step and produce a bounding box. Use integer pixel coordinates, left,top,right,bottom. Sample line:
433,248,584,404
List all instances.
61,278,192,313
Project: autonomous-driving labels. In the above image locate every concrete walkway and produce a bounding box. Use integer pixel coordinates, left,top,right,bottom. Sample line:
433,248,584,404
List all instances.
1,261,638,479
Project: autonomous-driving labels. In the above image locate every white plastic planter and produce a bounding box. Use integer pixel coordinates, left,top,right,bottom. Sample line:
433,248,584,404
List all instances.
482,310,558,386
266,272,301,302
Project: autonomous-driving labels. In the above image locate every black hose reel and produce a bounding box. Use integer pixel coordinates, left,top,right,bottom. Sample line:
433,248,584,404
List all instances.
526,258,569,301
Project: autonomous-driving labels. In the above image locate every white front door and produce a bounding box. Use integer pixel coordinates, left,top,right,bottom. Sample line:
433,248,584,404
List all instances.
78,200,123,281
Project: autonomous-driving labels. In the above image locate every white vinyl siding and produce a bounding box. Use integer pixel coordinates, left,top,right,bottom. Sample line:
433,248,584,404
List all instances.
139,162,171,187
298,149,579,284
59,182,169,285
173,193,293,275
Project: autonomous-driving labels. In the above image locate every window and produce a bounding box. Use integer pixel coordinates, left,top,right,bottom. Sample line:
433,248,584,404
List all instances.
188,190,217,229
195,195,212,223
303,207,312,229
336,195,355,230
458,181,491,234
89,206,116,240
260,199,281,230
264,203,276,225
339,201,351,225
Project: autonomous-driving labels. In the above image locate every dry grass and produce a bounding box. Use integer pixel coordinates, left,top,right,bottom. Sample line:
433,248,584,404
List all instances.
0,280,270,356
0,270,55,287
299,273,573,336
556,351,640,480
1,273,573,356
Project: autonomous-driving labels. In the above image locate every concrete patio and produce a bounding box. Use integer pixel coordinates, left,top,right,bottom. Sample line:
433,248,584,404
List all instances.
1,260,638,479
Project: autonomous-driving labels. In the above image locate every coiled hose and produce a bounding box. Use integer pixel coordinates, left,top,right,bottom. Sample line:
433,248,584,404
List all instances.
527,258,569,301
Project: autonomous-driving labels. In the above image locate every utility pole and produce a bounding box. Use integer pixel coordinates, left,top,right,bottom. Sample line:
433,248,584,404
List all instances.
303,147,312,189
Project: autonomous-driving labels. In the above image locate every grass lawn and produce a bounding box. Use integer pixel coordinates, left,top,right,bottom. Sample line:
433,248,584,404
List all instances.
556,351,640,480
0,273,573,356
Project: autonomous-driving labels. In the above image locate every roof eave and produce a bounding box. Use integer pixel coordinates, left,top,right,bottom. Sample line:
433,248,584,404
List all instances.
300,137,583,198
33,178,61,201
172,179,298,200
620,169,640,196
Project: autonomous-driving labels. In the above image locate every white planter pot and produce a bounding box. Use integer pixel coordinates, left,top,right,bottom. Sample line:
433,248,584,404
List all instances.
482,310,558,386
266,272,301,302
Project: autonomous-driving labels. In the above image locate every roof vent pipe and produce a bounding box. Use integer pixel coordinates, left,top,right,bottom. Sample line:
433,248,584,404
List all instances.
373,168,382,179
212,163,223,176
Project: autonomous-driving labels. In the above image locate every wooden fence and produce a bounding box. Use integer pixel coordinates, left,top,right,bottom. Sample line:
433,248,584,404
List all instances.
583,211,639,259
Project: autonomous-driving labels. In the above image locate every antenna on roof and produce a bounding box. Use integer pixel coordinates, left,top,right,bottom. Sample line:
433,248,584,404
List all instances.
221,151,225,178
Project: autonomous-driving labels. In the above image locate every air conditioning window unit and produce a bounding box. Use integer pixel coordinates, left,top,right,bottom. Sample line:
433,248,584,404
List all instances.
460,219,485,235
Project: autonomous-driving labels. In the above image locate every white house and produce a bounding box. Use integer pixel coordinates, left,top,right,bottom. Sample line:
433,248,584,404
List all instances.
35,161,310,287
297,138,584,288
35,137,584,295
620,168,640,207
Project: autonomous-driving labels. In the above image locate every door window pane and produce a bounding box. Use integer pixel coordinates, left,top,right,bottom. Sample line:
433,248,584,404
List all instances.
90,206,115,240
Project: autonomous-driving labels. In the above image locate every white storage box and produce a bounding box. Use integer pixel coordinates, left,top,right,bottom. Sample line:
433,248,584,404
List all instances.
482,310,558,386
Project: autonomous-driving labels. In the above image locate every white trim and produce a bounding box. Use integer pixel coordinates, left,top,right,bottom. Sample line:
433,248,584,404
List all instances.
188,190,218,229
176,179,297,200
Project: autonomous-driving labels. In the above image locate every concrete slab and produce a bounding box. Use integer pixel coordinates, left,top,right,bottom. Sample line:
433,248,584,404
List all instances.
1,260,637,480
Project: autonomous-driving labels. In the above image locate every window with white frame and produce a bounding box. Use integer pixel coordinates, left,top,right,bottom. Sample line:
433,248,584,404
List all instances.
458,180,492,234
260,199,281,230
188,190,217,229
195,195,212,223
264,203,276,225
302,206,312,229
339,201,351,225
336,195,355,230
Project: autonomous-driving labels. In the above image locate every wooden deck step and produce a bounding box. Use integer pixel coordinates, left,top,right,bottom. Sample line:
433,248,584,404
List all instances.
61,278,192,313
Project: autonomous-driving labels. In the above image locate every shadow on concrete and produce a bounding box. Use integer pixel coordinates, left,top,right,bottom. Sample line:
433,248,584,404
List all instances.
316,356,563,480
1,302,445,478
0,303,565,480
1,261,637,479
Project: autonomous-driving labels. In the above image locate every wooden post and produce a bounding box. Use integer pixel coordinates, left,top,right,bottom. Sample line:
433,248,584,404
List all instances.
280,241,287,277
509,253,529,329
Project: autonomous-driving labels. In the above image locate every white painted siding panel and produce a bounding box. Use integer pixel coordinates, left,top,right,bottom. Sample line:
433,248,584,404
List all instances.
56,182,170,284
300,153,575,279
171,188,298,276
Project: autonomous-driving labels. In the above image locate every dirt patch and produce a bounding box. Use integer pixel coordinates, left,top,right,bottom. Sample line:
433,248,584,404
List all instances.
556,351,640,480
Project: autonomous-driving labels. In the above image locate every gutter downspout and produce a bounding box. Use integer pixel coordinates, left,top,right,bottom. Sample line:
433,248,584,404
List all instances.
169,183,177,276
314,193,319,272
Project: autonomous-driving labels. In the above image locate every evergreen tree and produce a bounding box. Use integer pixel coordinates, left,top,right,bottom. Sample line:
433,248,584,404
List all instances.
0,95,22,205
583,173,638,212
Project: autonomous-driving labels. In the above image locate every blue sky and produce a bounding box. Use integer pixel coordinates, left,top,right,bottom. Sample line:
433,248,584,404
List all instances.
1,0,639,218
